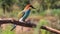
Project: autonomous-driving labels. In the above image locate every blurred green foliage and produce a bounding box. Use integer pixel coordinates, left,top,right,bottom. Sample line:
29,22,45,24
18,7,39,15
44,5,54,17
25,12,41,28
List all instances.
2,24,15,34
34,19,50,34
0,0,60,14
0,0,60,34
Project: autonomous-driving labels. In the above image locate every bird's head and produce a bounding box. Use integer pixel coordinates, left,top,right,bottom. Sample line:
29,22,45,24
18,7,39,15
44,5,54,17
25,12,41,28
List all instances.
24,4,35,10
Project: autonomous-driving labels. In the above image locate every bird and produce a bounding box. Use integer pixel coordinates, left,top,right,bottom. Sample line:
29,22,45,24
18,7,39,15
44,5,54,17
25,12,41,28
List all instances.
10,3,35,31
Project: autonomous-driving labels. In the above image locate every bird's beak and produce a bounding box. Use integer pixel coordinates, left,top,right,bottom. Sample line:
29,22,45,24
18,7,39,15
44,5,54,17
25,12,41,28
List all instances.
30,5,35,9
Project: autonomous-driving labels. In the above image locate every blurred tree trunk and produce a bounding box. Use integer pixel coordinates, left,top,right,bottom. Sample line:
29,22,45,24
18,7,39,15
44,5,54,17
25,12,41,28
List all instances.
1,0,16,14
2,3,6,14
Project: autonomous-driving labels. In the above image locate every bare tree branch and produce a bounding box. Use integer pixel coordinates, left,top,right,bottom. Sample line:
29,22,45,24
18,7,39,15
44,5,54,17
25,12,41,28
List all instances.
0,18,60,34
41,26,60,34
0,18,36,28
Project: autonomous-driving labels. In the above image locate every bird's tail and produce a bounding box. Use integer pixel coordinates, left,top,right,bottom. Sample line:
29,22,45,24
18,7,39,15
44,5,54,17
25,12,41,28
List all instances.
10,25,16,31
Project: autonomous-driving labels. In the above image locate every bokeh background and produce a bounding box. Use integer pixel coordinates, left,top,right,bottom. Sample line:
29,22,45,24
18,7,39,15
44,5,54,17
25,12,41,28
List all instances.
0,0,60,34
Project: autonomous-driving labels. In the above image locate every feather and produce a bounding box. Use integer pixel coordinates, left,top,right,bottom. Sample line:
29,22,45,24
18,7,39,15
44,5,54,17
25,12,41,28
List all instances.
17,11,25,19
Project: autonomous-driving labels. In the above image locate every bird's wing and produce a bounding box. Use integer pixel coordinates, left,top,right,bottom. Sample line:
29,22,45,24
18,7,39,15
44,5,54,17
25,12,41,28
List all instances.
17,11,25,19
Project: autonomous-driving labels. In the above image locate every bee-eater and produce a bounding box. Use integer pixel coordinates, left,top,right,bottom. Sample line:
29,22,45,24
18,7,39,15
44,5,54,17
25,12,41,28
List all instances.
10,3,35,31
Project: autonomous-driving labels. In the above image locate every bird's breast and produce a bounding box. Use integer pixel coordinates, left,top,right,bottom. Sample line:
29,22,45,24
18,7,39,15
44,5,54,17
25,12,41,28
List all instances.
22,9,31,19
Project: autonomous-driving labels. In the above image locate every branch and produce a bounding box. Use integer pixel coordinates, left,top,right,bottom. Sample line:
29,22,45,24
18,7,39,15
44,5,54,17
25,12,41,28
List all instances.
0,18,36,28
0,18,60,34
41,26,60,34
